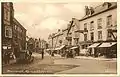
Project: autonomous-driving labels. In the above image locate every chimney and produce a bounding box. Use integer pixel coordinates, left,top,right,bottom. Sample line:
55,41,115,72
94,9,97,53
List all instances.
85,6,90,16
58,29,60,32
89,7,94,15
103,2,111,8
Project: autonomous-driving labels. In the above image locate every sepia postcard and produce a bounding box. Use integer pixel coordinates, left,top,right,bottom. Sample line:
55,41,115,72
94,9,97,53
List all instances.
0,0,119,77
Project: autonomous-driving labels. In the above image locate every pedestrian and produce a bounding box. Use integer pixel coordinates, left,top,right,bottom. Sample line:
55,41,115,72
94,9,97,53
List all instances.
41,49,44,59
4,51,11,64
4,51,8,64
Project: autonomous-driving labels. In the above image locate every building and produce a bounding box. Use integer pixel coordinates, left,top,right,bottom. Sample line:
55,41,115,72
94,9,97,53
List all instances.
48,29,67,50
13,18,27,53
1,2,14,55
68,2,117,57
2,2,27,64
27,38,35,52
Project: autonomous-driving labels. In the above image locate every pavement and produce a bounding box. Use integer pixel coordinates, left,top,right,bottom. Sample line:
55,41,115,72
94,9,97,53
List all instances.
2,52,78,74
54,58,117,74
75,56,117,61
52,54,117,61
2,52,117,74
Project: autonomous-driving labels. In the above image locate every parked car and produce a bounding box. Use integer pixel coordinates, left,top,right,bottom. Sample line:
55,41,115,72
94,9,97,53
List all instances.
16,50,34,64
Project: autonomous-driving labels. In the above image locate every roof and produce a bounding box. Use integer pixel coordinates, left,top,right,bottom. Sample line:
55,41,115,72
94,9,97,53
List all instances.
13,18,27,31
79,2,117,21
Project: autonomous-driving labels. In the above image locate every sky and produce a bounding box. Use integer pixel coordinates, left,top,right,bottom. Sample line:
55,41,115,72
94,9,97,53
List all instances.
13,2,103,41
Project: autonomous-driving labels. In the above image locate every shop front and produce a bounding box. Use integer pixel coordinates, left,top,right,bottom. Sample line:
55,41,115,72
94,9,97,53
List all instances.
98,42,117,58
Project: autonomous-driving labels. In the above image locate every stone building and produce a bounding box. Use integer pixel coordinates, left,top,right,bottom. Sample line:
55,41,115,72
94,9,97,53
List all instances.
68,2,117,57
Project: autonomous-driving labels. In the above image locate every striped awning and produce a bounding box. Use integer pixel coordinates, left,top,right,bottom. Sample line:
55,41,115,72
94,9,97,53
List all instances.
99,42,117,48
88,43,100,48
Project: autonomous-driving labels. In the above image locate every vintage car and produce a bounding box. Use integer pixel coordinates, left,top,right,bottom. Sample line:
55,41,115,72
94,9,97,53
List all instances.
16,50,34,64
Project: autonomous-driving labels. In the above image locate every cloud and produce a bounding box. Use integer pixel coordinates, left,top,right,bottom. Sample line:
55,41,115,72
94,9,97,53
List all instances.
36,17,67,30
63,4,84,13
13,2,102,40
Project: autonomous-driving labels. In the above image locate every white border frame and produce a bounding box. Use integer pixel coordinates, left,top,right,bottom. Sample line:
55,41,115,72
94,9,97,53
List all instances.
0,0,119,77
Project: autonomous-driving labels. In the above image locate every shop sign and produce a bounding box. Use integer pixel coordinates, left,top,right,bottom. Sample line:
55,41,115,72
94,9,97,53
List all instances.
3,46,7,49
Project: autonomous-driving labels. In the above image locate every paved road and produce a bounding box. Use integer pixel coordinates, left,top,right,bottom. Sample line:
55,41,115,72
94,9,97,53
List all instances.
2,52,117,74
2,53,77,74
54,58,117,74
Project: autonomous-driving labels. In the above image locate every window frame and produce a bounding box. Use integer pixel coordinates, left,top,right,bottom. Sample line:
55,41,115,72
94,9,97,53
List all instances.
107,15,112,27
98,31,102,40
97,18,102,29
91,32,94,41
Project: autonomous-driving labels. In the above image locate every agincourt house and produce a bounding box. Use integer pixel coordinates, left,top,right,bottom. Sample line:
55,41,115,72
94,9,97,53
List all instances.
48,2,117,58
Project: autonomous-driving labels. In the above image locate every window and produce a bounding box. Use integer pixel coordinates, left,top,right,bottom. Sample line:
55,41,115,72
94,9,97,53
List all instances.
84,34,87,41
91,32,94,41
107,31,112,39
82,45,84,49
6,29,9,36
84,23,87,31
5,26,12,38
4,9,10,21
6,3,10,6
14,25,17,30
107,15,112,26
98,31,102,40
97,18,102,29
90,21,94,30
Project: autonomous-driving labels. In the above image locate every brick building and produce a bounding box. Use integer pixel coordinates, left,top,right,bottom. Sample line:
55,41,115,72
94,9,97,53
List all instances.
1,2,27,63
13,18,26,53
1,2,14,55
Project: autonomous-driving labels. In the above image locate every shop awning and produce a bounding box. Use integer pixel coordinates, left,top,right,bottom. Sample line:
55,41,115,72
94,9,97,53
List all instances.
88,43,100,48
46,49,50,51
99,42,117,48
70,46,78,49
55,45,66,50
59,45,65,49
3,46,7,49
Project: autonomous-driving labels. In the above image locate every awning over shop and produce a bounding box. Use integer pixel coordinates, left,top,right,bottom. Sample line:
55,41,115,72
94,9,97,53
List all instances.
55,45,66,50
55,48,59,50
46,49,50,51
99,42,117,48
59,45,66,49
70,46,78,49
87,43,100,48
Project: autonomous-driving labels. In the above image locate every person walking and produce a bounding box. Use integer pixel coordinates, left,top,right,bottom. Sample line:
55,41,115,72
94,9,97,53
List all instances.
41,49,44,59
4,51,11,64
